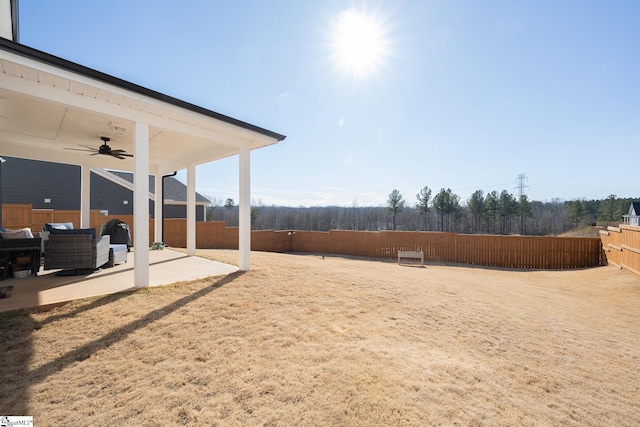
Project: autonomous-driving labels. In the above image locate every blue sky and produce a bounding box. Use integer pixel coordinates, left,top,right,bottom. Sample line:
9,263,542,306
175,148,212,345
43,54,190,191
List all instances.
18,0,640,207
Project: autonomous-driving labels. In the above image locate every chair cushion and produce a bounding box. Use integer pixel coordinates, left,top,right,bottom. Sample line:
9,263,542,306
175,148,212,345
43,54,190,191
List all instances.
44,222,74,231
49,227,96,240
0,227,35,239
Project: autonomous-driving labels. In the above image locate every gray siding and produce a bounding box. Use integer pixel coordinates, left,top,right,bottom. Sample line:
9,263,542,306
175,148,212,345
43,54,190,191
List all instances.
91,173,136,215
164,204,205,221
1,157,81,209
1,157,205,220
91,174,158,216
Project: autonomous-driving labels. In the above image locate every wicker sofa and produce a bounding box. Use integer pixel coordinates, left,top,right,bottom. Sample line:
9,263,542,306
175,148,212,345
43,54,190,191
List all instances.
44,229,110,273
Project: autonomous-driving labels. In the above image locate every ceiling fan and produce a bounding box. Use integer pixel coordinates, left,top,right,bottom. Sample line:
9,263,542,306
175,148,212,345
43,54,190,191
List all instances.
65,136,133,160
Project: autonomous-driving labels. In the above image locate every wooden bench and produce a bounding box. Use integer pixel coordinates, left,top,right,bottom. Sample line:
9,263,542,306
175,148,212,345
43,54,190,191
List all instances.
397,250,424,266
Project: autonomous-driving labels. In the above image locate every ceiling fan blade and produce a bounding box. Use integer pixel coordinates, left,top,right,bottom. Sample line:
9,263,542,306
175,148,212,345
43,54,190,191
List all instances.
64,147,96,152
65,140,132,159
110,149,133,157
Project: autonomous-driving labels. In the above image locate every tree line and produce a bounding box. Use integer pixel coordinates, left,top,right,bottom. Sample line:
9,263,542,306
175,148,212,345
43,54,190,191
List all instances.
206,191,636,236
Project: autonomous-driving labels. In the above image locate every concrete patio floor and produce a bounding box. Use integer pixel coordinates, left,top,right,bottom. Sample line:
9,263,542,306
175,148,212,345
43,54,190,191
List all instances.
0,248,238,313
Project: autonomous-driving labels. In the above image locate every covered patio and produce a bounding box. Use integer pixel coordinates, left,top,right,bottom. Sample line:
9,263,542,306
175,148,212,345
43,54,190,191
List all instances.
0,37,285,289
0,248,238,313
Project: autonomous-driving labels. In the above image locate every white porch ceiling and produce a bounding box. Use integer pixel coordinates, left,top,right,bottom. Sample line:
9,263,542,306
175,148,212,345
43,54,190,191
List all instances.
0,40,285,175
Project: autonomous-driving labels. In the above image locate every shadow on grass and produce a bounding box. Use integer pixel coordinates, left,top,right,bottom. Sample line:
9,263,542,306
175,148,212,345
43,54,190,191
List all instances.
0,308,36,416
0,270,243,416
32,287,139,328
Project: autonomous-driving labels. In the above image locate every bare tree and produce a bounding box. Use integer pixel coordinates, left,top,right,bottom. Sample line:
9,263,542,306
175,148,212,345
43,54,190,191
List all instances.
206,196,223,221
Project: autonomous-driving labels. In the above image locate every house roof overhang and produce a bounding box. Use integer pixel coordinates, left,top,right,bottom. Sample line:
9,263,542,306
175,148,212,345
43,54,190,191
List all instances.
0,38,286,175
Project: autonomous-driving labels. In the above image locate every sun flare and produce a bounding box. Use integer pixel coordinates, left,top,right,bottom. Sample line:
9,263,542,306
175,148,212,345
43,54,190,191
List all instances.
330,8,389,80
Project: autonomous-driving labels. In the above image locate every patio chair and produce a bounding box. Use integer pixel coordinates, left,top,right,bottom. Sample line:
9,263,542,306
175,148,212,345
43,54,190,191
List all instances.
0,227,42,280
44,228,110,275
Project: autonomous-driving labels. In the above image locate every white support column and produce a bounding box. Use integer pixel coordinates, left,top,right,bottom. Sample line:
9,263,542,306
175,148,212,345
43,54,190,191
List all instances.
133,122,150,288
239,149,251,271
186,164,196,256
80,165,91,228
0,0,17,41
154,173,162,244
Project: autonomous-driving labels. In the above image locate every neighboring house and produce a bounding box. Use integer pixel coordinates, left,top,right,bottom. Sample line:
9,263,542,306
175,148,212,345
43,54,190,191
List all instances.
1,157,210,221
623,202,640,226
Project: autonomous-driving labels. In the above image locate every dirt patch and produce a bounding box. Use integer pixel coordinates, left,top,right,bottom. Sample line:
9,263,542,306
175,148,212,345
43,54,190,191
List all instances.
1,250,639,425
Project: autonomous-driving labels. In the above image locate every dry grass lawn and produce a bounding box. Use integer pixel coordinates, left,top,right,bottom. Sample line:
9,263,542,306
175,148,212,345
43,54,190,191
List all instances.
1,250,639,426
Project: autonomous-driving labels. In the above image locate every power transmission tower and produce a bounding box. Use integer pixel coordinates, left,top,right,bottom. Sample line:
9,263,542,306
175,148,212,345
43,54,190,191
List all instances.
514,173,529,198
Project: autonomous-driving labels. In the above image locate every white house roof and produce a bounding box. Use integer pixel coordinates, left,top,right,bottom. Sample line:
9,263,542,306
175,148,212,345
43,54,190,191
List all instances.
0,38,285,174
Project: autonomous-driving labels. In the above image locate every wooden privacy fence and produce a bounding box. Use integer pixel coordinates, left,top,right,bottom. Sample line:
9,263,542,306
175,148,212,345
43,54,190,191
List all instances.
290,230,603,269
163,220,292,252
167,224,602,270
1,204,145,244
599,225,640,277
3,204,604,270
